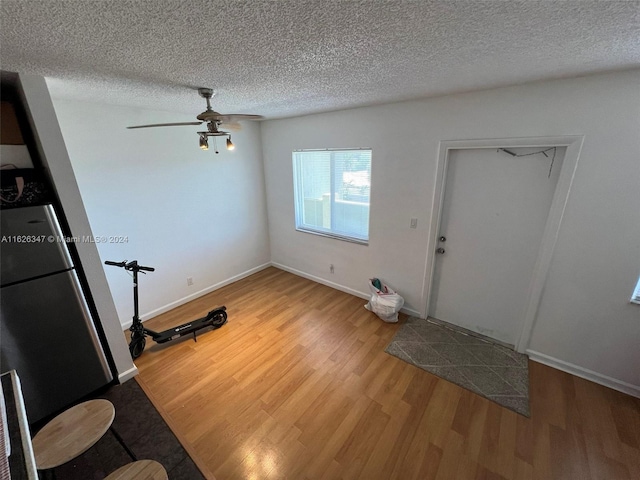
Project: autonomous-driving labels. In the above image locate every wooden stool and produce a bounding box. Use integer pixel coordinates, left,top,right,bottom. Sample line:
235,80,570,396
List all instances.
32,399,115,471
104,459,168,480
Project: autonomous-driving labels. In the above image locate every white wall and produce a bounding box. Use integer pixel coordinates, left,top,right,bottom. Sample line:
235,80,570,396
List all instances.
52,98,271,327
261,69,640,392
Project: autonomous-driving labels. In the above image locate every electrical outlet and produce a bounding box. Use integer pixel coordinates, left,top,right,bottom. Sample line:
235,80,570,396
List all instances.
330,264,334,274
410,218,418,229
187,277,193,286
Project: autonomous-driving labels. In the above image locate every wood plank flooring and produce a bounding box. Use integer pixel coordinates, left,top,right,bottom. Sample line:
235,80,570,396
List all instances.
131,267,640,479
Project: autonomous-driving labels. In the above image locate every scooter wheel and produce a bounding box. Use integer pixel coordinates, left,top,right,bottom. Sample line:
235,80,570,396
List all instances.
129,334,146,359
210,310,227,328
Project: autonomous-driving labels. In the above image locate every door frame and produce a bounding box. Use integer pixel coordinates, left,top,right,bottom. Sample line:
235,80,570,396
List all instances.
423,136,584,353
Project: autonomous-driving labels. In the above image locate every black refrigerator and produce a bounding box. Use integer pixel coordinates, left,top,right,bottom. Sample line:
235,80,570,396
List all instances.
0,204,113,423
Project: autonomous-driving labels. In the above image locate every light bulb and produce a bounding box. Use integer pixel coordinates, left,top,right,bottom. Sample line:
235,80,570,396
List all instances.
199,135,209,150
226,137,235,151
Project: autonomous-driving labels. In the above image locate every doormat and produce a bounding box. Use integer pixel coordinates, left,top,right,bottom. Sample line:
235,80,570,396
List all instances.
385,317,530,416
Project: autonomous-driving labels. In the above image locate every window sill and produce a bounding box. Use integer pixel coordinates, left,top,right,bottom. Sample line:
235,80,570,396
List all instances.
295,227,369,246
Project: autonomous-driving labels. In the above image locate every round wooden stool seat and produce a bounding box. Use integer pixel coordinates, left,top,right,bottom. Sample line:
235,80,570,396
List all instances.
104,460,168,480
32,399,115,470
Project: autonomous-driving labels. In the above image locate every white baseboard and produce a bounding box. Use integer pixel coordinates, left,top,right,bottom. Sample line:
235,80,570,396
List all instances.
402,308,423,317
117,365,139,383
123,260,422,328
271,262,422,318
122,262,272,328
526,350,640,398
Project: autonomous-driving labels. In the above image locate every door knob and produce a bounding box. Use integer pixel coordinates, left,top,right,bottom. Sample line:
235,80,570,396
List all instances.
436,248,445,254
439,236,446,242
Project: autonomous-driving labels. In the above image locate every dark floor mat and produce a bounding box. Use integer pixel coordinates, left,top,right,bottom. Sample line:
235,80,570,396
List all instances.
50,379,205,479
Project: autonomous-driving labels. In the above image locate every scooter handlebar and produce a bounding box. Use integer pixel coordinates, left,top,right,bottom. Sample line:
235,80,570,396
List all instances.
105,260,155,272
105,260,126,267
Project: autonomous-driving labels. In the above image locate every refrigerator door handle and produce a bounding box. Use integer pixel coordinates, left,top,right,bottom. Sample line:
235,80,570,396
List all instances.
43,204,74,268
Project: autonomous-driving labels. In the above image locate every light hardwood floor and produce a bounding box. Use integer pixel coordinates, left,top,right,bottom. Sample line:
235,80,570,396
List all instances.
131,267,640,480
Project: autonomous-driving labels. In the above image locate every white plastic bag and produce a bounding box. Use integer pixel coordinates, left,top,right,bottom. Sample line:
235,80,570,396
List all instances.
364,278,404,323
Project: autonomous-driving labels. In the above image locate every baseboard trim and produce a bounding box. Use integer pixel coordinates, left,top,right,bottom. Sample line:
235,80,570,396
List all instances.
122,262,272,328
117,365,139,384
400,306,422,317
526,349,640,398
271,262,421,318
123,260,422,328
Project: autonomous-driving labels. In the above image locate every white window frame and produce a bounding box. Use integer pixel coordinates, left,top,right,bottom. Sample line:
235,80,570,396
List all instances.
292,148,371,245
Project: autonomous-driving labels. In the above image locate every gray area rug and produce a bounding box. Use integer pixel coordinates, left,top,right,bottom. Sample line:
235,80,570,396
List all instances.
385,317,530,416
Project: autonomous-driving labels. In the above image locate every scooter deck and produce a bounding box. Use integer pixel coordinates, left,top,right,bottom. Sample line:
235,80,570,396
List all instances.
145,306,227,343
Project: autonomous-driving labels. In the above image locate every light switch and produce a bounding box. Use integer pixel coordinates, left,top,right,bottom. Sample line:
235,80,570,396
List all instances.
410,218,418,229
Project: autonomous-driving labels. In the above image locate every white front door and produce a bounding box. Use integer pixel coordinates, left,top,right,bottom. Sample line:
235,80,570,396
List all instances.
429,147,565,345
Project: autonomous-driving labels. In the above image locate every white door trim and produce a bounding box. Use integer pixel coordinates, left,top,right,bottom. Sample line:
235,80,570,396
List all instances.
423,136,584,353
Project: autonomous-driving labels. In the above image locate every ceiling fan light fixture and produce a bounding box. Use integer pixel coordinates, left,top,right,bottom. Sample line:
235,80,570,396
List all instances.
126,88,263,155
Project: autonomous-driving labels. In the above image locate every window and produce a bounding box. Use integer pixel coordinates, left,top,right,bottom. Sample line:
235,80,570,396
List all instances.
293,148,371,244
632,276,640,305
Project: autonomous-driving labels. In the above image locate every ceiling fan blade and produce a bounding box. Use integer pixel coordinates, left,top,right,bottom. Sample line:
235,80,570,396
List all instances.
127,121,203,129
219,121,242,132
214,114,264,123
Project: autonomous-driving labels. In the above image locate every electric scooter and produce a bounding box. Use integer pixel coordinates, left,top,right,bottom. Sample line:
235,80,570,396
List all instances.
105,260,227,359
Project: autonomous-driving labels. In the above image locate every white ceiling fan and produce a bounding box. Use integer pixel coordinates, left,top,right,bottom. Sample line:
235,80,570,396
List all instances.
127,88,263,153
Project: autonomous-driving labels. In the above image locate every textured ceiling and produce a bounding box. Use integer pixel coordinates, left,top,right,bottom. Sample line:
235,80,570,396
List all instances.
1,1,639,119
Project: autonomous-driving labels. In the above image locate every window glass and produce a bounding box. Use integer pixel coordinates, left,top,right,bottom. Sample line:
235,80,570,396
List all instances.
293,149,371,243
